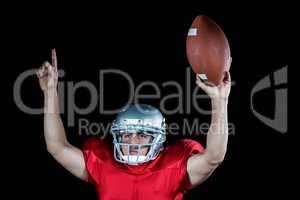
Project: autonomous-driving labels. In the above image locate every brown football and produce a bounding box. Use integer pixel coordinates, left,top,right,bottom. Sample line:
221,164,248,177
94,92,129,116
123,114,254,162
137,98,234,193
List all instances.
186,15,231,85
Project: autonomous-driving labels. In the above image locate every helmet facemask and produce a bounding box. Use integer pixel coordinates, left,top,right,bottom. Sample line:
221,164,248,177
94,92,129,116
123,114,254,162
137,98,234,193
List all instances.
111,104,166,165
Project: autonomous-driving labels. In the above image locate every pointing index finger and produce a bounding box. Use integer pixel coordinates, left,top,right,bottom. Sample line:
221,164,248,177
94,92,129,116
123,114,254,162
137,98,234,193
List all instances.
51,48,57,70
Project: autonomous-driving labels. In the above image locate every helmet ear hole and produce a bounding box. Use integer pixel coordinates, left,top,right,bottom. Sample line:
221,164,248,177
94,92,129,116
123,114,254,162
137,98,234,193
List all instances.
117,135,122,143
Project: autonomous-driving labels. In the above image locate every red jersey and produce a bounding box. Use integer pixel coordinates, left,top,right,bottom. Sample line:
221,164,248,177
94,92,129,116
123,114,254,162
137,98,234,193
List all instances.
82,137,204,200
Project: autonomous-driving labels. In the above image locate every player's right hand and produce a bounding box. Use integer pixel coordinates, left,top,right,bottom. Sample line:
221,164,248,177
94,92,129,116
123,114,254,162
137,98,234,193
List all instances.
36,49,58,94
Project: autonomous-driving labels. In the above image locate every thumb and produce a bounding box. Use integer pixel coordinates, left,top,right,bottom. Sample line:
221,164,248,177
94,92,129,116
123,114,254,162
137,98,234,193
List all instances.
196,75,211,92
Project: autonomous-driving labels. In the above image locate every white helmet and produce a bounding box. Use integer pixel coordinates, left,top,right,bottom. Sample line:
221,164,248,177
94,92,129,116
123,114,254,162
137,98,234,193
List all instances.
111,104,166,165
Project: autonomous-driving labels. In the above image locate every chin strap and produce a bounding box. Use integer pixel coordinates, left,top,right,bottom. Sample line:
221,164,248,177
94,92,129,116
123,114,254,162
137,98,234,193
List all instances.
120,155,148,165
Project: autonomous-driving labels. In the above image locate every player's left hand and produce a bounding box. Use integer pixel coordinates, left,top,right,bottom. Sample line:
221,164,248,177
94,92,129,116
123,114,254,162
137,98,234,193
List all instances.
196,58,232,100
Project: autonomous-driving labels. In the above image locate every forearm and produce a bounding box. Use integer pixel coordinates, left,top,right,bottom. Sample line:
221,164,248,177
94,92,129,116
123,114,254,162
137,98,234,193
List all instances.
44,90,69,154
205,98,228,163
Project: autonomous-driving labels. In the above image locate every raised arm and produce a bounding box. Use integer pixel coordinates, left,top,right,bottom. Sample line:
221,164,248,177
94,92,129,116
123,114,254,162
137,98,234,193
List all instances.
37,49,88,180
187,59,232,187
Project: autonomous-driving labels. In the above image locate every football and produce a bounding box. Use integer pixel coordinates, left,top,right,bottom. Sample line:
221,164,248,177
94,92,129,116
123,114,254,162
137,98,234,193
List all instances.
186,15,231,85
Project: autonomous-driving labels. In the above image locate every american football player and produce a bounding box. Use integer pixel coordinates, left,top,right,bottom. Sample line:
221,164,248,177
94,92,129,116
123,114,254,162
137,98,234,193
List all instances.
37,49,231,200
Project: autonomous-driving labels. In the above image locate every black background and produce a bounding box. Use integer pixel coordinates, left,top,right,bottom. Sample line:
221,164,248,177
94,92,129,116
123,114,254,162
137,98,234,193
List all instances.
7,3,291,200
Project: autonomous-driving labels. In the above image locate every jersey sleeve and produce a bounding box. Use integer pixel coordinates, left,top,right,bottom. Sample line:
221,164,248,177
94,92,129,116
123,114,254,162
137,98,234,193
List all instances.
178,139,205,192
81,137,109,184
